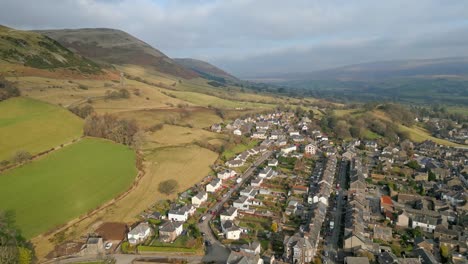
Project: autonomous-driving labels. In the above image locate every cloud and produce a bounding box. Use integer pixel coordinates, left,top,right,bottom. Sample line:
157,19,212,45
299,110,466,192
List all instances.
1,0,467,76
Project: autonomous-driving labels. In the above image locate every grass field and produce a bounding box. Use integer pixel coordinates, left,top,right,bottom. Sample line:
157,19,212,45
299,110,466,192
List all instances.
146,124,225,148
0,138,136,238
222,139,259,160
0,97,83,161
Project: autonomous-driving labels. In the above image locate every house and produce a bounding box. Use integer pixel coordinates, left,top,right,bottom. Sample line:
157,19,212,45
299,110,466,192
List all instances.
283,233,314,264
168,205,195,222
233,196,250,210
268,159,278,167
304,143,317,155
289,131,300,136
281,145,297,154
80,237,105,256
414,172,428,182
218,169,237,180
292,185,309,195
226,159,244,168
240,186,258,197
127,222,152,245
211,123,222,133
227,252,263,264
373,225,392,241
380,195,394,214
344,257,370,264
191,191,208,208
222,220,242,240
396,212,410,228
252,130,267,139
251,177,263,187
411,215,439,233
258,167,275,178
277,139,288,147
206,178,222,193
256,122,269,130
220,207,238,222
412,248,438,264
233,129,242,136
159,221,183,243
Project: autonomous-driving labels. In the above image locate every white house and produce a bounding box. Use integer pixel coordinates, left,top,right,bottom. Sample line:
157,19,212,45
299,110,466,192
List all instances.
411,215,438,233
289,131,300,136
233,196,249,210
233,129,242,136
191,191,207,208
217,169,237,180
268,159,278,167
251,177,263,187
281,145,297,154
220,207,238,222
222,220,242,240
305,143,317,155
252,131,267,139
168,205,195,222
240,187,258,197
226,159,244,168
259,167,275,178
206,178,222,193
127,222,152,245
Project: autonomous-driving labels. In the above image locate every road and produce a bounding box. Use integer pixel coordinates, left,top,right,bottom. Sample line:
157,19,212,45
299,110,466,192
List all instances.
198,151,272,263
324,159,348,263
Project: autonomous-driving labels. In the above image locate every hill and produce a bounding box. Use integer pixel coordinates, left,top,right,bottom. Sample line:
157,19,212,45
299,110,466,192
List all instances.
265,57,468,82
36,28,199,79
0,25,101,73
253,57,468,105
174,58,239,83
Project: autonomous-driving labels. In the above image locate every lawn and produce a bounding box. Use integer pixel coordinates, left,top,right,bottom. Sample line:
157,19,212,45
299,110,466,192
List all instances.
398,124,463,147
0,97,83,161
0,138,136,238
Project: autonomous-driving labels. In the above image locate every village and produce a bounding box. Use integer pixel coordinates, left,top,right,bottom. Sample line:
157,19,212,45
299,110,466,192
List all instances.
53,109,467,264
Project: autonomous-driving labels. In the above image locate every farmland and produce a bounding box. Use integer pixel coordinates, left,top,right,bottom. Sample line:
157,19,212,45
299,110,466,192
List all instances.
0,138,136,238
0,97,83,161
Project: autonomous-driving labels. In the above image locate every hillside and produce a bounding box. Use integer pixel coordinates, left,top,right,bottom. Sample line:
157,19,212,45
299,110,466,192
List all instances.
0,97,83,162
36,28,199,79
174,58,239,83
0,25,101,73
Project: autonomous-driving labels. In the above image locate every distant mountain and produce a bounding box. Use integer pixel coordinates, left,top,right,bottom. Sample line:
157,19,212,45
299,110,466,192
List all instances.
0,25,101,73
35,28,198,79
273,57,468,82
174,58,239,83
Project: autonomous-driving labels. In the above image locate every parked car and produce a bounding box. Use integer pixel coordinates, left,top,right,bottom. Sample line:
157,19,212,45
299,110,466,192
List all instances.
105,242,113,250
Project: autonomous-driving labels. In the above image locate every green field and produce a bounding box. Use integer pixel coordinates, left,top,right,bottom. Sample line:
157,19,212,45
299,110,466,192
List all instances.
0,97,83,161
222,139,259,160
0,138,136,238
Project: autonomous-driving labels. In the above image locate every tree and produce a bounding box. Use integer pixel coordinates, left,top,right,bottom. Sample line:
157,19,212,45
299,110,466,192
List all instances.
11,151,32,164
158,179,179,195
440,244,450,263
428,170,436,181
0,76,20,101
271,222,278,232
0,211,35,264
406,160,421,171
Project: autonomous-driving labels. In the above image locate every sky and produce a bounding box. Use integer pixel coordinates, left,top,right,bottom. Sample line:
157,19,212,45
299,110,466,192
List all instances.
1,0,468,77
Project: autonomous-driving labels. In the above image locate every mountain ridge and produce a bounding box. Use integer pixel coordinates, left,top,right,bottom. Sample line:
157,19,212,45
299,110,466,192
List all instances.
34,28,199,79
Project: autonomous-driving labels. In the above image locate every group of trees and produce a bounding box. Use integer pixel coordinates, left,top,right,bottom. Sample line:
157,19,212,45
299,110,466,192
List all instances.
83,113,138,146
0,76,20,101
105,88,130,100
0,211,34,264
68,104,94,119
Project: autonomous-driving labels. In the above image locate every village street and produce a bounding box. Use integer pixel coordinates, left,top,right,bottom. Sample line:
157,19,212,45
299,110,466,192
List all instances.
199,150,273,263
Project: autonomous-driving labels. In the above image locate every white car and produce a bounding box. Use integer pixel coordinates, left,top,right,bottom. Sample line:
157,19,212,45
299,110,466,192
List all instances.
105,242,113,250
